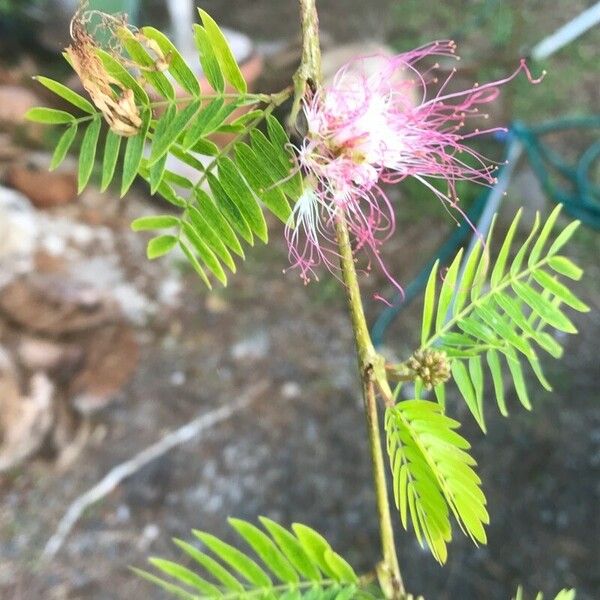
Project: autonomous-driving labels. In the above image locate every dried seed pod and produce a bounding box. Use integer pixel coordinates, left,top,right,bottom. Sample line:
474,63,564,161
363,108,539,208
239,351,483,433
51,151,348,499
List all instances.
136,34,172,72
66,9,142,137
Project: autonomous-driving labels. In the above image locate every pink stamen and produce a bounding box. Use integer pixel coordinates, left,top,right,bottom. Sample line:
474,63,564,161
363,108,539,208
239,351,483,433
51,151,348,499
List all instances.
284,45,544,291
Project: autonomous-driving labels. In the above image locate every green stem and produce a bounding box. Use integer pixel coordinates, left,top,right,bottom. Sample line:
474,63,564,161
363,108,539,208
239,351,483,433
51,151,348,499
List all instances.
194,103,276,189
289,0,322,127
294,2,405,596
336,216,405,599
64,90,291,127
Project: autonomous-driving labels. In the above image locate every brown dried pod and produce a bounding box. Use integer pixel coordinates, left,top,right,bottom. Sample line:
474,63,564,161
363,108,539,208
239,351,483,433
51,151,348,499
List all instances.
66,10,142,137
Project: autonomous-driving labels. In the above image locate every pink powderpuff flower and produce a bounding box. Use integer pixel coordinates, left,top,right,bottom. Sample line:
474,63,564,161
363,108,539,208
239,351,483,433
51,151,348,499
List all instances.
285,41,543,290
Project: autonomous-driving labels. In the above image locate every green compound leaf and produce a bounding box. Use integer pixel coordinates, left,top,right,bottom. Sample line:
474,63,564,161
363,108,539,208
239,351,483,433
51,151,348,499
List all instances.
419,205,586,426
193,531,272,588
234,142,292,223
386,400,487,564
183,97,225,149
186,204,237,272
148,103,175,192
454,240,483,315
259,517,321,582
266,114,303,198
147,559,220,597
178,240,212,289
547,221,580,257
250,129,300,200
451,360,485,432
217,156,268,243
490,208,521,286
435,249,463,333
547,256,583,280
486,349,507,416
148,100,200,167
195,189,245,256
181,220,227,285
42,12,298,291
136,519,359,600
207,172,253,245
421,260,439,345
228,518,299,584
531,270,589,312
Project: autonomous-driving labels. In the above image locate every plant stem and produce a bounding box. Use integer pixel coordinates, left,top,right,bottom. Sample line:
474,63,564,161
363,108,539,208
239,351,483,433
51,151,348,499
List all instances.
290,0,322,127
336,216,405,599
293,2,404,596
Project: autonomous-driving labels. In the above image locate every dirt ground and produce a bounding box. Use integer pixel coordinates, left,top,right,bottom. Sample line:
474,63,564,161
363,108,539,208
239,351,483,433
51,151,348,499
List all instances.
0,1,598,599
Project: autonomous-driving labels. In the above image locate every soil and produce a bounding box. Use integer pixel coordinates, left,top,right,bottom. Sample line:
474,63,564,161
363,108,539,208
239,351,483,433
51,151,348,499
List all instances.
0,1,598,599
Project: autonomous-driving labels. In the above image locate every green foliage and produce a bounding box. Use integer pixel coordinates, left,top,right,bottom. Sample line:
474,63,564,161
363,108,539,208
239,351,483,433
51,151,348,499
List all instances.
27,10,298,289
418,205,588,429
25,107,75,125
513,586,576,600
78,116,102,192
386,205,587,563
134,518,366,600
34,76,96,114
50,124,78,171
27,8,587,597
101,131,122,191
197,10,247,94
385,399,487,564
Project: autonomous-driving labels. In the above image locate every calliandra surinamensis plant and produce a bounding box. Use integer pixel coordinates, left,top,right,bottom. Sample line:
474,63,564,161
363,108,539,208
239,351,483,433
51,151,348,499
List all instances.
28,1,588,598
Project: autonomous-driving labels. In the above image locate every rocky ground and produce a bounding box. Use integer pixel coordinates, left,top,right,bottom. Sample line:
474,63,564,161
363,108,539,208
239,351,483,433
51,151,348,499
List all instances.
0,1,598,599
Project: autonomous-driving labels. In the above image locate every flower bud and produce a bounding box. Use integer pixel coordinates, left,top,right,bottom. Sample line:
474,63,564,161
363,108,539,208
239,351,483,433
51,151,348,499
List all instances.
407,349,451,390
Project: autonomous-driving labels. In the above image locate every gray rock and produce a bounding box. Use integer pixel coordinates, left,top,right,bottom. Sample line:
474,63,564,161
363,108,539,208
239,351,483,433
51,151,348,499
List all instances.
231,331,270,362
0,186,38,289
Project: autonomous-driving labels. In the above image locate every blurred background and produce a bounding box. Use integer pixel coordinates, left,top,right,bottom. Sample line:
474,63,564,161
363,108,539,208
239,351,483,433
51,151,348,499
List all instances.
0,1,598,599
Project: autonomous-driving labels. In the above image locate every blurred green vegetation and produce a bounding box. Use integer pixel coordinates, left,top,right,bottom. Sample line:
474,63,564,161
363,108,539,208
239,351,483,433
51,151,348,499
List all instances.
0,0,39,13
391,0,599,122
388,0,599,222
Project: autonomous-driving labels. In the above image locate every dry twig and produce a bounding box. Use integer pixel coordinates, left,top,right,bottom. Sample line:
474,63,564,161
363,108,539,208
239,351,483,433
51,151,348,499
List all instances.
41,380,269,561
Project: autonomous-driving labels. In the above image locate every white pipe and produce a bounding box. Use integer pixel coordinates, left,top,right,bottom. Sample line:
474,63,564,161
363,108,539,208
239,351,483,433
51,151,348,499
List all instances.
467,140,523,257
531,1,600,60
165,0,196,57
448,140,523,321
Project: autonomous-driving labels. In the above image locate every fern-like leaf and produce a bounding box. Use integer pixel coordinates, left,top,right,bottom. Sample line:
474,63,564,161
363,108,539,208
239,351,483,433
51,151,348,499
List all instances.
385,399,488,563
418,205,588,428
134,518,361,600
28,11,298,290
512,586,576,600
